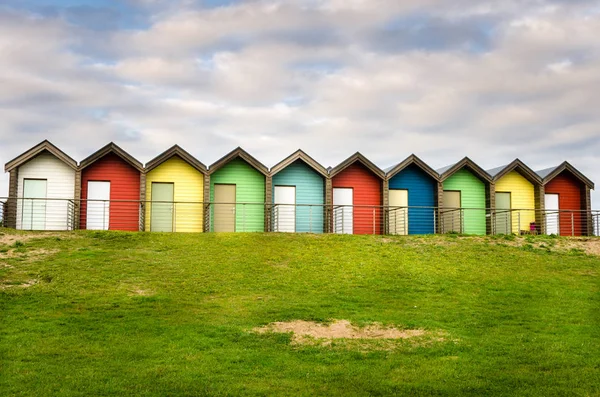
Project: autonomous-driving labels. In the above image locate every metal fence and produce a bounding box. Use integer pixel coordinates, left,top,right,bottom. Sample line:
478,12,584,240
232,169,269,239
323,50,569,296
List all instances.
0,197,599,236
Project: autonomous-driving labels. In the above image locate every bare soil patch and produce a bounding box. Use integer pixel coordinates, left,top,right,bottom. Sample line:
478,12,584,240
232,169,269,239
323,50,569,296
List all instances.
0,279,38,290
254,320,427,345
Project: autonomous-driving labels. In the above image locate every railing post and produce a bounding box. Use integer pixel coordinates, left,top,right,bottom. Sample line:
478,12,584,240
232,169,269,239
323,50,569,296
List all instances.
571,212,574,236
309,205,312,233
517,211,521,235
243,204,246,232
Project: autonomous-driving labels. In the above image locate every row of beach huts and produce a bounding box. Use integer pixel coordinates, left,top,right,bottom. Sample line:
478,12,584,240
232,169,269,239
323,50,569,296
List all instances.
2,140,595,236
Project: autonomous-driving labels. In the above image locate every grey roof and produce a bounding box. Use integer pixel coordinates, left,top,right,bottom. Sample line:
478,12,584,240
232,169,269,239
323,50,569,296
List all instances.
536,166,558,179
436,163,455,174
383,164,397,173
487,165,508,178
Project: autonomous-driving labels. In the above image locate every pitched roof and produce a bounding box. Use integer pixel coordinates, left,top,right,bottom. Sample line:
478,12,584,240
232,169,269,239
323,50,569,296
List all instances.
487,159,542,185
5,140,77,172
208,147,269,176
385,154,440,181
79,142,143,172
437,157,492,183
536,161,594,189
270,149,328,178
329,152,385,179
145,145,207,174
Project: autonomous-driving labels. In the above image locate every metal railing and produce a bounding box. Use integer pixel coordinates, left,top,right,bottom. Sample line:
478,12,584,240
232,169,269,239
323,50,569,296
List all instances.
0,197,599,236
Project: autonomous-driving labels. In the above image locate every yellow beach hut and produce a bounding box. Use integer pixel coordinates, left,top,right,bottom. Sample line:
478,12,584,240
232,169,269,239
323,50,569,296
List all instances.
487,159,543,235
144,145,207,232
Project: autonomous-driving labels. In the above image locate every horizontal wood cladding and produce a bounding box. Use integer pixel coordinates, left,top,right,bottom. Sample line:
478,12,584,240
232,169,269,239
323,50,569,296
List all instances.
145,155,205,232
80,153,141,231
332,162,382,235
272,159,325,233
442,168,486,235
545,171,586,236
210,157,266,232
495,170,536,232
16,152,76,231
388,163,437,235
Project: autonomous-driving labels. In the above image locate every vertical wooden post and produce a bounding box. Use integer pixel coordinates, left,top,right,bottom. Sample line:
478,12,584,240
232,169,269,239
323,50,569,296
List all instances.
264,174,272,232
382,178,389,235
74,168,82,230
139,172,146,231
325,177,332,233
5,169,18,229
203,173,211,233
535,184,545,235
487,182,495,235
436,181,444,234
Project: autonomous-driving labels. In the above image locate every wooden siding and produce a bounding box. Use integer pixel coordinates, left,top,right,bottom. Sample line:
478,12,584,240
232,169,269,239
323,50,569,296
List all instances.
80,153,141,231
332,162,382,235
388,163,437,234
443,168,486,235
210,158,265,232
272,159,325,233
545,171,585,236
495,170,536,233
144,155,204,232
16,152,76,230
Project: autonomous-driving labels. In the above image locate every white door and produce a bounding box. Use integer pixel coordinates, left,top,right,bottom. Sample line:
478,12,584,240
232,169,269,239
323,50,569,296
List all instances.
87,181,110,230
22,179,47,230
274,186,295,232
333,188,353,234
545,194,559,235
389,189,408,235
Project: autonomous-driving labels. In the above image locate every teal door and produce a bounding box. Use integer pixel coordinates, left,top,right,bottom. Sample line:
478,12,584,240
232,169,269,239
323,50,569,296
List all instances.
151,183,174,232
22,179,47,230
495,192,511,234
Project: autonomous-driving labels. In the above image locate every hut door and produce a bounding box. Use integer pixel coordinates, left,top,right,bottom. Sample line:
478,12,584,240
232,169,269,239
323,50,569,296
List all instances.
22,179,47,230
544,194,559,235
151,183,174,232
274,186,295,232
214,184,236,232
389,189,408,235
333,188,353,234
87,181,110,230
442,191,462,233
495,192,511,234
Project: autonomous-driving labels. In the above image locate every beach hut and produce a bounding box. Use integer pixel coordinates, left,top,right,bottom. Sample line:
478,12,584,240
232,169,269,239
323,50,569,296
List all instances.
537,162,594,236
4,140,77,230
438,158,492,235
208,147,268,232
77,143,143,231
270,150,328,233
144,145,207,232
329,153,385,235
385,155,439,235
487,159,542,235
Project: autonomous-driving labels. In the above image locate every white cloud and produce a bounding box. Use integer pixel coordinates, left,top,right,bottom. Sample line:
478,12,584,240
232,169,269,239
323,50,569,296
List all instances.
0,0,599,204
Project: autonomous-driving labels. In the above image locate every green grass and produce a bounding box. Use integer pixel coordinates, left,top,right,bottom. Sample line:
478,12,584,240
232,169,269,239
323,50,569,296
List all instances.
0,230,599,396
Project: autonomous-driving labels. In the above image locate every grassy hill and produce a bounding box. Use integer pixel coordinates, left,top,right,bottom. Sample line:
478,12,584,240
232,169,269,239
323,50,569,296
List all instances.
1,230,599,396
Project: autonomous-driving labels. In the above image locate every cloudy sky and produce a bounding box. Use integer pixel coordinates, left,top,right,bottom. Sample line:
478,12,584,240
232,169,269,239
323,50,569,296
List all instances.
0,0,599,203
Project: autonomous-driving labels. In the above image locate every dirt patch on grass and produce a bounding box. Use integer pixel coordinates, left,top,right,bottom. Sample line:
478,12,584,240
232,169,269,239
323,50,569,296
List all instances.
128,287,153,296
0,279,38,290
255,320,426,343
0,248,59,260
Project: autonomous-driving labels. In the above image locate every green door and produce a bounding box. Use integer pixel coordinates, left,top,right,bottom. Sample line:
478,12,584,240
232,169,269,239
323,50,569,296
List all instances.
22,179,47,230
495,192,511,234
151,183,174,232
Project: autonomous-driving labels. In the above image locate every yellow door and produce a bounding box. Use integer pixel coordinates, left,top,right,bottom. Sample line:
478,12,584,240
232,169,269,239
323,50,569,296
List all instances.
214,184,236,232
389,189,408,235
